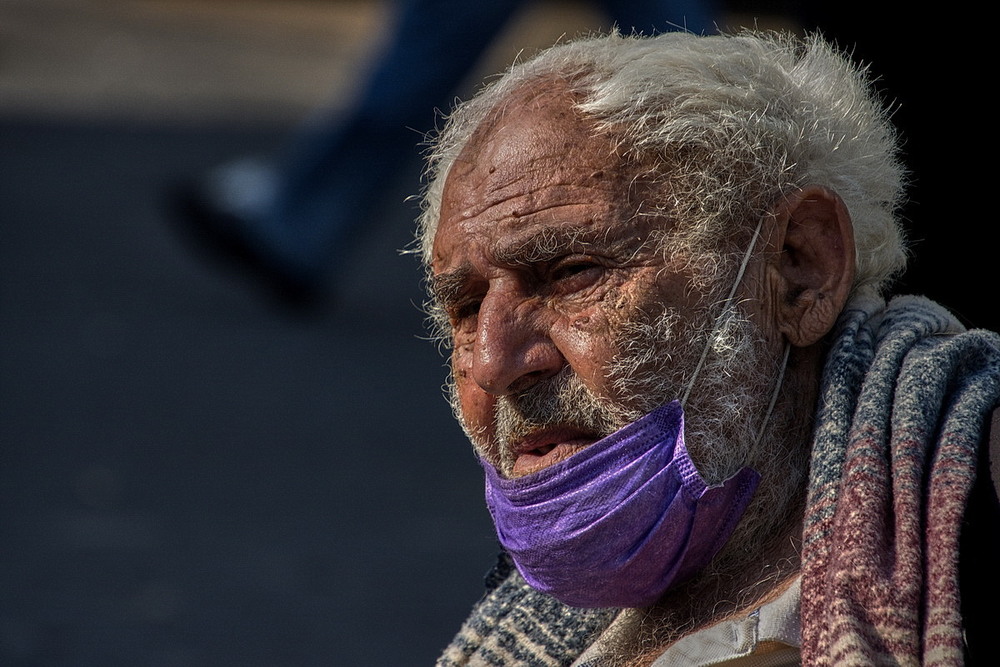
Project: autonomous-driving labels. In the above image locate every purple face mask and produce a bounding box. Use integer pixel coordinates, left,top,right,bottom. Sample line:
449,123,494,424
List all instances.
482,400,760,608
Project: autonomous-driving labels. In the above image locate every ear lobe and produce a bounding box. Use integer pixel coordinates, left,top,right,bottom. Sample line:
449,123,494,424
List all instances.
772,185,856,347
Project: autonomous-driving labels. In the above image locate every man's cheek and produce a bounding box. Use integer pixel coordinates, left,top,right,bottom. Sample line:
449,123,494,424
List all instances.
454,374,500,460
551,310,619,395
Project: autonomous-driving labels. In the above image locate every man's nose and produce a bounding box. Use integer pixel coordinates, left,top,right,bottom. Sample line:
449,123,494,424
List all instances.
472,288,562,395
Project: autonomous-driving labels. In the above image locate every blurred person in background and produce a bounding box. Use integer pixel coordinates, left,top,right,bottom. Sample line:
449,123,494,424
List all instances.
169,0,718,309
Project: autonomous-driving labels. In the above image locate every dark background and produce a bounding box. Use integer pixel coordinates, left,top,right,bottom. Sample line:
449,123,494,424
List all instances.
0,2,988,666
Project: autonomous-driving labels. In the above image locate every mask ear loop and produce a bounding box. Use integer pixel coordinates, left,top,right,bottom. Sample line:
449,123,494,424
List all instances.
678,219,790,445
755,342,789,445
680,219,765,409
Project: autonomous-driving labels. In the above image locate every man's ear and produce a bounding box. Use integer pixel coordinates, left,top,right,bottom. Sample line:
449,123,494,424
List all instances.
770,185,856,347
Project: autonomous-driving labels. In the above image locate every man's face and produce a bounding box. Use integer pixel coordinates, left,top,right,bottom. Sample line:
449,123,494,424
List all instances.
430,87,715,477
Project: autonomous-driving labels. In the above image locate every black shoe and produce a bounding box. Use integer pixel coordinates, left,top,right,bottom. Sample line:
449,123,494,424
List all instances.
166,179,324,312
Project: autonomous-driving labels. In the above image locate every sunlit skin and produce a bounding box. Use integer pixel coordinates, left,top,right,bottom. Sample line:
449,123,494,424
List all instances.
430,85,707,477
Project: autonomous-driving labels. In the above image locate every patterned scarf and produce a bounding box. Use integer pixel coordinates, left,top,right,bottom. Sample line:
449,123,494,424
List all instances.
437,293,1000,666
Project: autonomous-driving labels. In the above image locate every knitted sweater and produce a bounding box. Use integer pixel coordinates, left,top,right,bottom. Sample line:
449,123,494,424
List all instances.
437,294,1000,666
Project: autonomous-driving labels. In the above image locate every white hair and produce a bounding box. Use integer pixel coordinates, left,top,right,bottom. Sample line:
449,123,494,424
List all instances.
415,30,907,297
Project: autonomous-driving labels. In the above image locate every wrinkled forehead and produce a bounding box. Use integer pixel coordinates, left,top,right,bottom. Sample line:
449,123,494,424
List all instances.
452,82,591,169
431,82,630,266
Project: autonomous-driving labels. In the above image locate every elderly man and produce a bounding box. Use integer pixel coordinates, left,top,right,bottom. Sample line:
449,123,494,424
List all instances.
415,31,1000,666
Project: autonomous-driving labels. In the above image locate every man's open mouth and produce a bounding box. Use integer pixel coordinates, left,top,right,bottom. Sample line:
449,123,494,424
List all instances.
510,428,598,477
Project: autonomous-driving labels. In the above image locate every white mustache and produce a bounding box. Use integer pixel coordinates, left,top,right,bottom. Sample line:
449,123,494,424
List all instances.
492,367,633,474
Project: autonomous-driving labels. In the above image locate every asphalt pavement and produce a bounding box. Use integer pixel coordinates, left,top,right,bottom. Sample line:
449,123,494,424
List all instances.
1,2,500,665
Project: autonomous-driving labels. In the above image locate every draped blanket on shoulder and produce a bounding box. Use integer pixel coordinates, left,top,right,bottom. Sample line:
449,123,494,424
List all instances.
802,292,1000,665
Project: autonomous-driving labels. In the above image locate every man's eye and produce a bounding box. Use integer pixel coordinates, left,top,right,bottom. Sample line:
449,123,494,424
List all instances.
550,258,603,285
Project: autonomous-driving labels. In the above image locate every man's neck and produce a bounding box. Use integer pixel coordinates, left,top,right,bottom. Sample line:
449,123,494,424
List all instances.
600,508,804,667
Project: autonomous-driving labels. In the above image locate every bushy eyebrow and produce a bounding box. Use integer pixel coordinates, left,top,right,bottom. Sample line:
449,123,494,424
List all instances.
430,265,472,309
431,221,651,308
431,227,591,306
491,226,592,267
